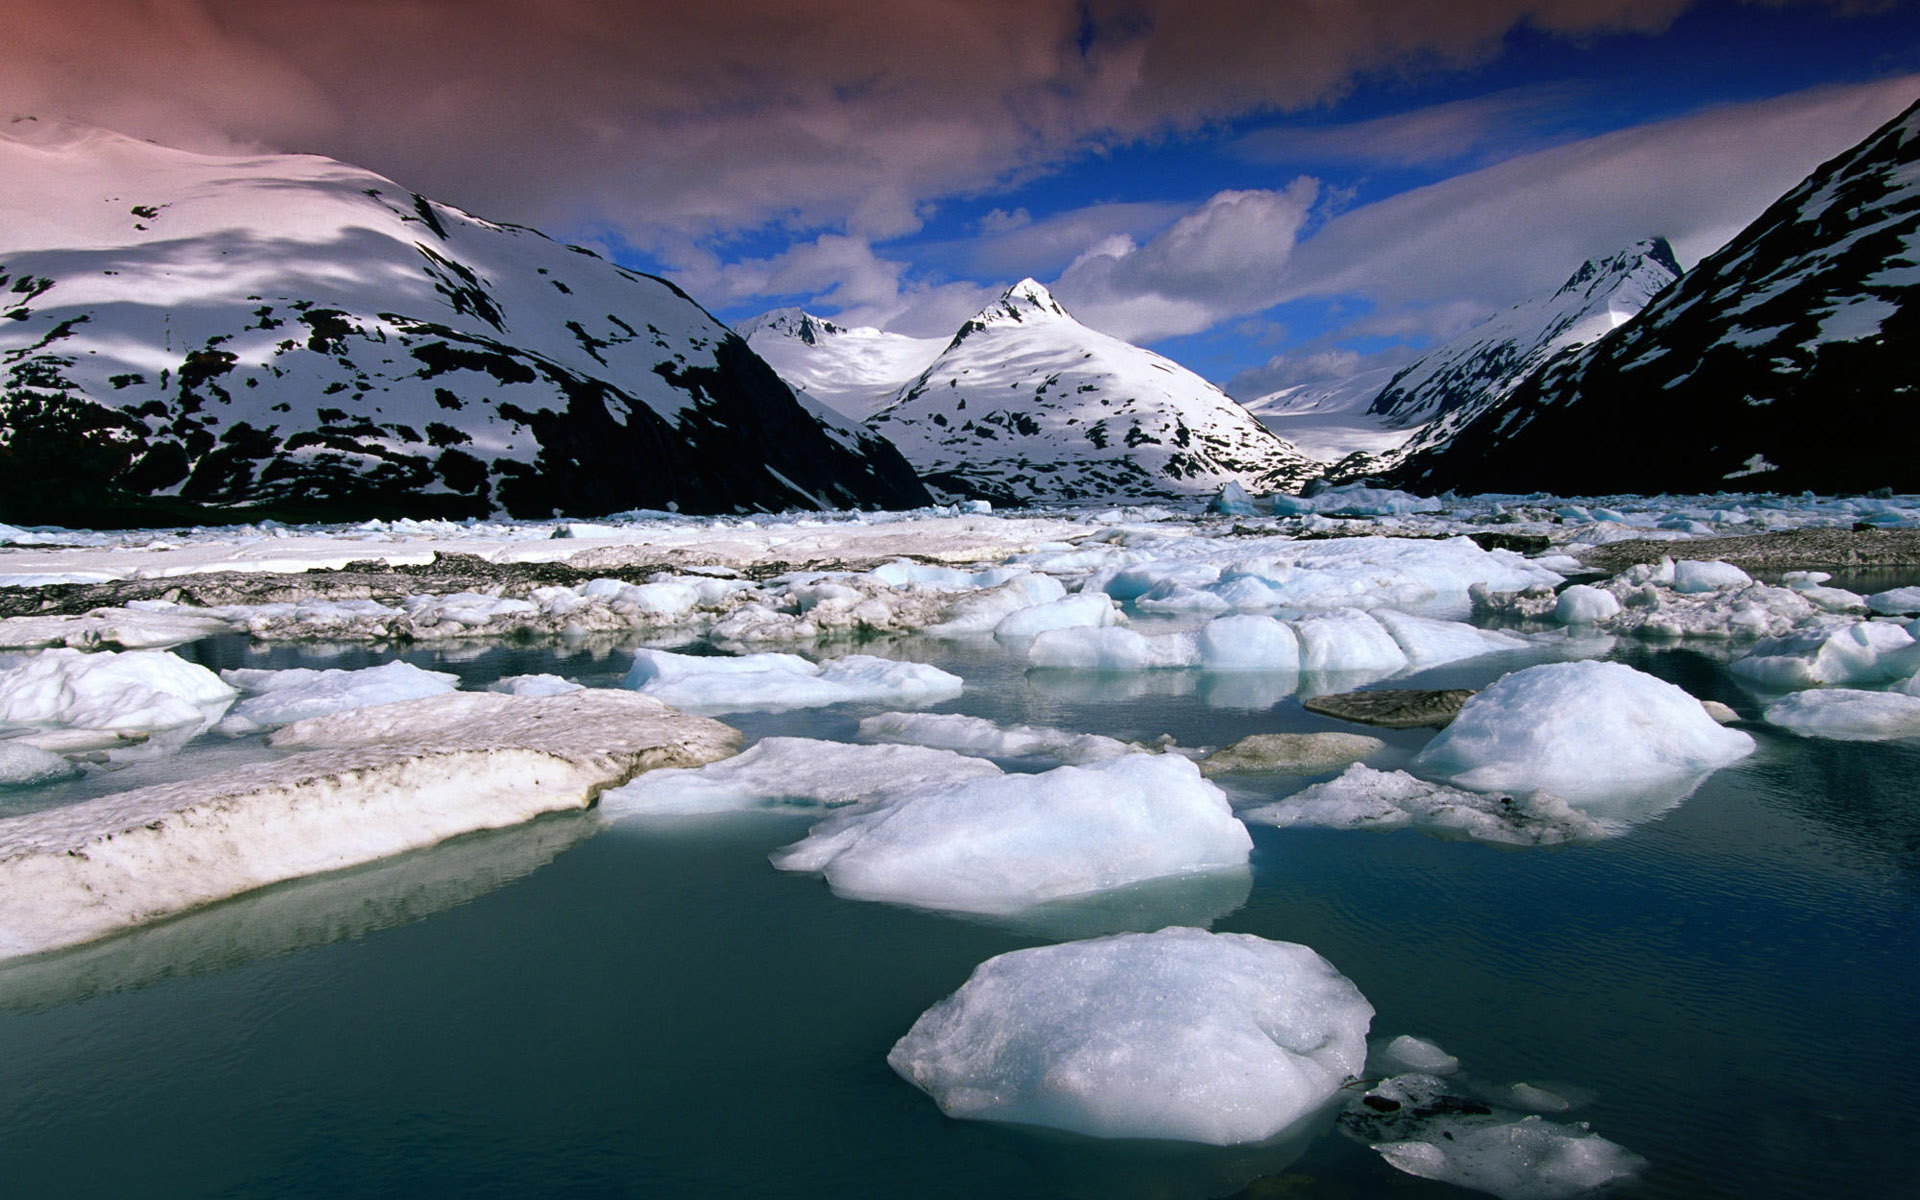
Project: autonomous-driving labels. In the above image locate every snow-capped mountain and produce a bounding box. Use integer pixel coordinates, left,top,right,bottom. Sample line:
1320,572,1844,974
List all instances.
1370,238,1682,433
0,117,927,524
737,309,945,421
1387,97,1920,496
866,280,1319,505
1249,240,1679,470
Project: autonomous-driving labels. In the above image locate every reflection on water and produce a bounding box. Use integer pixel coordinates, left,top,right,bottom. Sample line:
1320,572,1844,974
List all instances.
966,868,1254,941
0,813,595,1011
0,630,1915,1198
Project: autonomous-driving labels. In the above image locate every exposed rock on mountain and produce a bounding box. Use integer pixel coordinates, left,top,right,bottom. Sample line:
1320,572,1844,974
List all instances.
1388,98,1920,496
866,280,1318,505
0,117,927,525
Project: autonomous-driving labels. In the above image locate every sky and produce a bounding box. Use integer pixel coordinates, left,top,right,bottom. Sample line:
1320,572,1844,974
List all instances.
6,0,1919,398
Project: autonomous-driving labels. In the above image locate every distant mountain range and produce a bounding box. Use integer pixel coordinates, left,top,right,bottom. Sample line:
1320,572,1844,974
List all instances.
0,117,927,525
748,280,1318,505
1386,97,1920,495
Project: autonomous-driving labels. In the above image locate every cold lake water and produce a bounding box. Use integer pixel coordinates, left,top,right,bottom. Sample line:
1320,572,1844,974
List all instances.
0,626,1915,1199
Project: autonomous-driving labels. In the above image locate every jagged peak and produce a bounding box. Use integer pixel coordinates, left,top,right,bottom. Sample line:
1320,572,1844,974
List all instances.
973,277,1072,325
1553,236,1682,299
736,307,844,345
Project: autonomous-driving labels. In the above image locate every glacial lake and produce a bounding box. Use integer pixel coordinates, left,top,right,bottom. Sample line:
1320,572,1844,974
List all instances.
0,628,1915,1199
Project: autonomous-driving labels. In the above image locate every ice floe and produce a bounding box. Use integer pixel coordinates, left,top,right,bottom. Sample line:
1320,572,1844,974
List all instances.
599,737,1000,818
0,690,738,960
484,673,584,697
769,754,1250,916
1730,620,1920,688
991,592,1120,640
889,926,1372,1145
1243,765,1613,845
1762,688,1920,740
1027,608,1524,679
1413,662,1755,808
0,649,235,746
216,661,460,733
0,741,83,788
1345,1072,1645,1200
857,711,1137,764
623,649,963,713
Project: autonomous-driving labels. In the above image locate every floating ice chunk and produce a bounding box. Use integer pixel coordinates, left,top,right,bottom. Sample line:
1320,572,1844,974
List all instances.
1671,560,1753,593
1369,609,1527,667
0,649,235,736
924,573,1069,636
0,741,82,787
888,927,1372,1145
858,711,1136,764
219,661,460,732
1413,662,1755,807
1293,611,1409,675
1209,481,1256,515
600,737,1001,817
993,594,1119,640
1197,615,1301,671
1552,585,1621,625
624,649,963,713
1134,579,1235,614
485,674,583,697
1730,620,1920,689
1357,1074,1645,1200
1309,484,1441,517
771,754,1251,915
868,560,1021,590
1244,765,1612,845
1762,689,1920,740
1027,627,1199,670
0,691,738,961
1199,732,1382,776
0,607,238,652
1378,1035,1460,1076
1869,586,1920,616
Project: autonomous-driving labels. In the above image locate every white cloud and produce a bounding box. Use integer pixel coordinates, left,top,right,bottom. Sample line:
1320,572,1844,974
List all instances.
1051,181,1321,340
1273,76,1920,314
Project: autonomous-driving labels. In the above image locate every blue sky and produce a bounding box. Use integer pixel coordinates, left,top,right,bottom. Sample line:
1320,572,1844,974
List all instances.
606,1,1920,397
10,1,1920,397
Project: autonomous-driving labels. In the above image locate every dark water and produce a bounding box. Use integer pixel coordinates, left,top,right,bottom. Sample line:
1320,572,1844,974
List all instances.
0,632,1915,1199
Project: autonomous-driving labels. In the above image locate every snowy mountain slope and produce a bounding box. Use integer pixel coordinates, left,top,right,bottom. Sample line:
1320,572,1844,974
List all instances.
866,281,1319,505
738,309,946,421
1387,97,1920,495
1370,239,1682,432
0,117,927,524
1248,240,1678,469
1243,365,1409,462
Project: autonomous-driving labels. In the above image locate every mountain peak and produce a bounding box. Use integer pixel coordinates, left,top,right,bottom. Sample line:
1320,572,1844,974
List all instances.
736,307,843,345
974,277,1071,325
1553,236,1682,300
